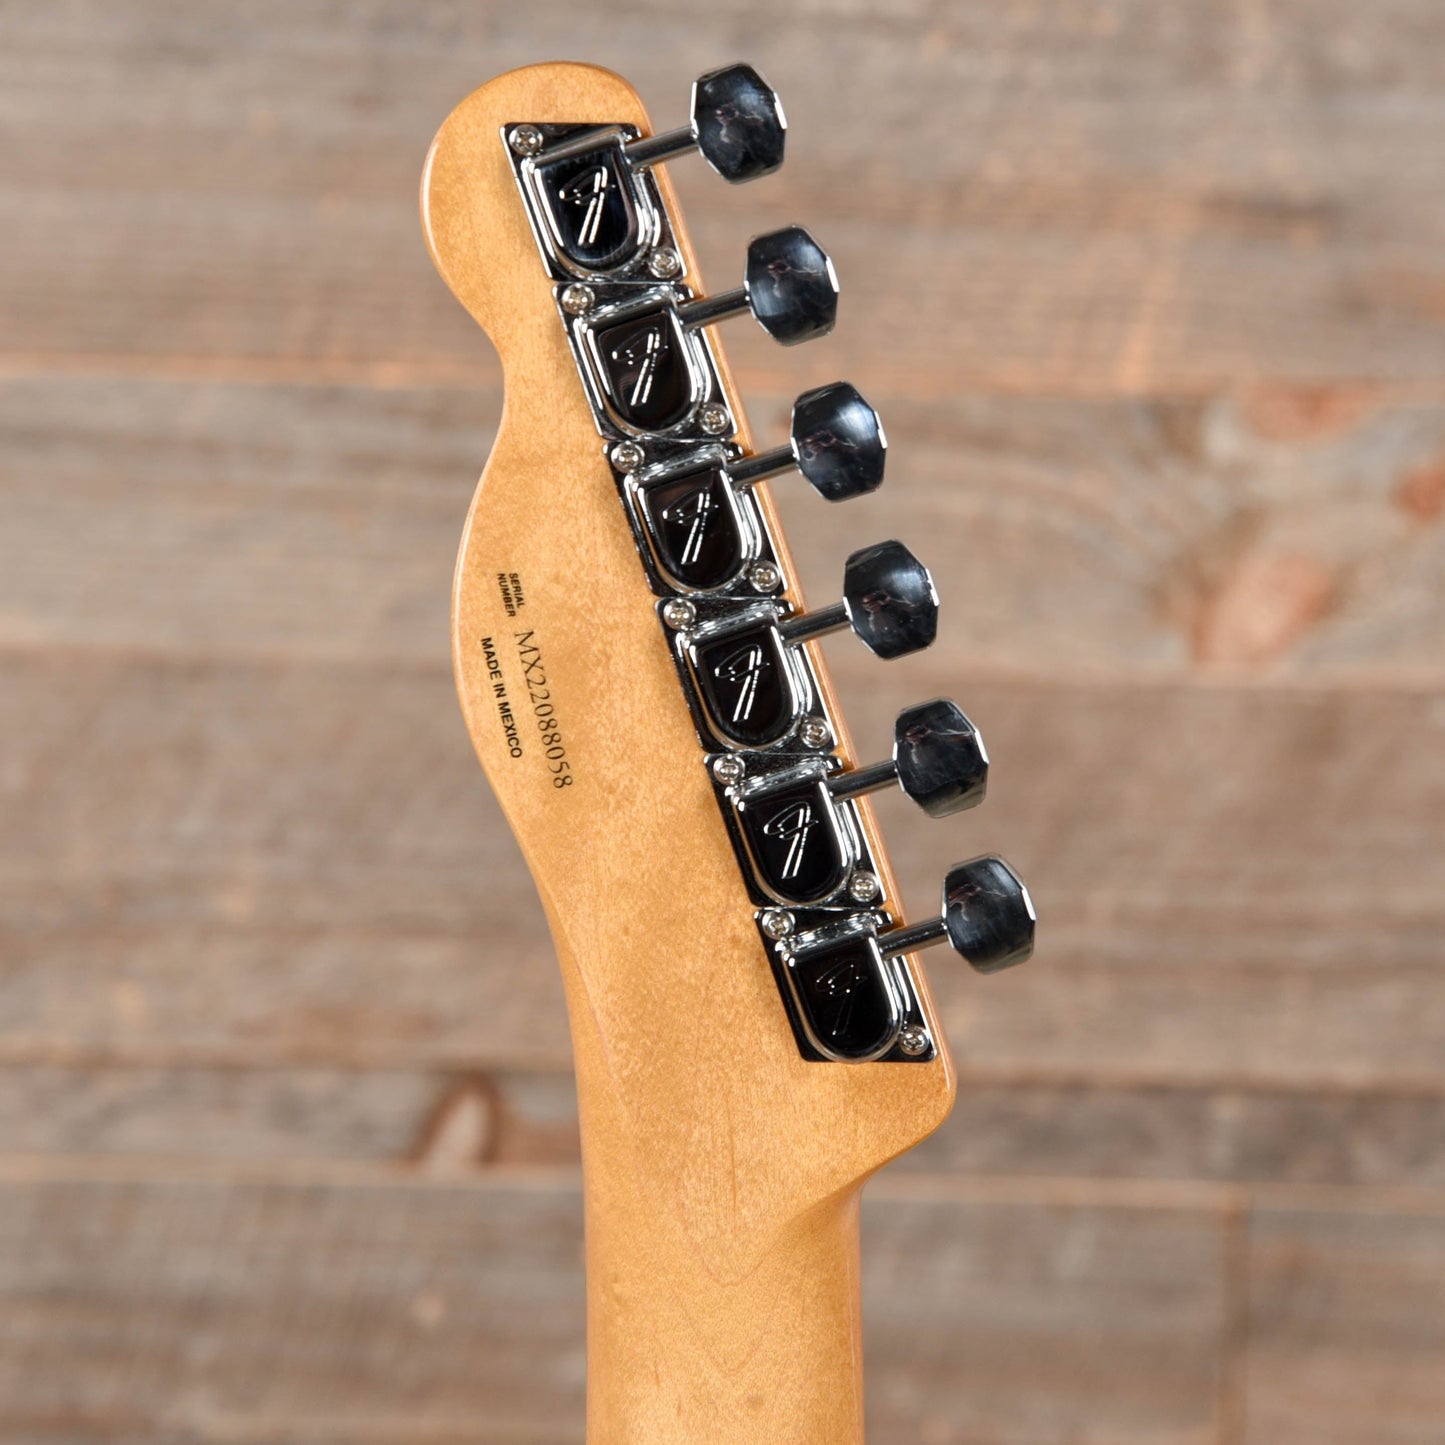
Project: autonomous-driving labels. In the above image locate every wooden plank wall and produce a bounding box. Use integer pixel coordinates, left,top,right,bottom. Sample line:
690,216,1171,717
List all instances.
1,3,1442,1440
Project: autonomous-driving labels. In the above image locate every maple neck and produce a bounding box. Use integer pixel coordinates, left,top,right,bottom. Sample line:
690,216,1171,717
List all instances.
580,1080,865,1443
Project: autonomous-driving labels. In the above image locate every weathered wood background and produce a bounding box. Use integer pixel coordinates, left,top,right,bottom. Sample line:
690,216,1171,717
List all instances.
2,3,1443,1441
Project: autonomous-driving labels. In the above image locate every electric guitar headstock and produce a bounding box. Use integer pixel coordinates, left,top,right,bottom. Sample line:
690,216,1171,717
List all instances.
422,62,1034,1442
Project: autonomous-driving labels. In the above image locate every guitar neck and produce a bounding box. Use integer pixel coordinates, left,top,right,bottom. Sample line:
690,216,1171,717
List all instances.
580,1073,865,1442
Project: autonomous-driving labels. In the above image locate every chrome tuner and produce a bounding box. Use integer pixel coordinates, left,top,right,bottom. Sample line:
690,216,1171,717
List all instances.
726,699,985,906
830,699,987,818
881,856,1036,974
676,226,839,346
778,539,939,660
729,381,885,502
682,541,938,749
624,63,786,183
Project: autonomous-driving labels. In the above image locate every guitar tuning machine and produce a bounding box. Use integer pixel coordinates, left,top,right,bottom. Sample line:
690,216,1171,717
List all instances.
568,225,837,435
509,65,784,280
880,856,1037,974
723,699,989,907
772,857,1036,1062
502,60,1032,1064
624,63,786,183
625,381,885,596
677,540,939,751
729,381,885,502
518,63,785,183
674,225,839,347
778,539,938,660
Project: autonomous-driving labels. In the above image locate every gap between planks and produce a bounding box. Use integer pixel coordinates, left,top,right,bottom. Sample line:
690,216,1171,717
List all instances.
2,633,1444,698
0,1152,1442,1221
11,1050,1445,1100
4,349,1445,408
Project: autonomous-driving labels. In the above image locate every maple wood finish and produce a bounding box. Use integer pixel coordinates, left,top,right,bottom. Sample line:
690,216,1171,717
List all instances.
421,64,954,1443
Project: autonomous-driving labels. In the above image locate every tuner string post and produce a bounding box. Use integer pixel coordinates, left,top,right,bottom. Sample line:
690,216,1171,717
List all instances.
727,445,795,489
776,602,849,647
676,287,749,331
826,758,898,803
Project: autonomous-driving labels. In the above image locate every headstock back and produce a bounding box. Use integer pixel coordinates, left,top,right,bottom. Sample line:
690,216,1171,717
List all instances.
421,61,1033,1434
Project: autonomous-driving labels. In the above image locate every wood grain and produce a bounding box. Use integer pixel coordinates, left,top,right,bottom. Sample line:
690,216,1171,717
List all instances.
3,2,1444,394
1,5,1442,1440
3,653,1440,1084
1245,1205,1445,1445
0,1170,1228,1445
5,377,1442,685
16,1062,1445,1192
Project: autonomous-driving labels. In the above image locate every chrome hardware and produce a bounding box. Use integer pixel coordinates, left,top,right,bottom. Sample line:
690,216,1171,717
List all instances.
747,561,781,593
848,870,881,903
878,856,1036,974
620,64,785,183
502,71,1029,1066
505,66,783,280
560,282,595,315
776,540,939,661
732,760,864,906
609,440,645,473
681,611,815,750
728,381,886,503
798,715,831,749
831,699,987,819
898,1024,931,1056
661,597,697,629
711,753,746,786
674,226,838,346
759,907,795,940
676,540,937,752
648,246,682,279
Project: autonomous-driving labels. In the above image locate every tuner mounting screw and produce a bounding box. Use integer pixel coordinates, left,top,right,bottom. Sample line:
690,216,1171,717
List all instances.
712,753,746,786
508,124,544,157
747,560,781,593
898,1024,930,1056
661,597,696,630
560,283,595,316
798,715,831,749
699,402,731,436
848,870,881,904
759,908,794,940
609,440,645,473
648,246,682,280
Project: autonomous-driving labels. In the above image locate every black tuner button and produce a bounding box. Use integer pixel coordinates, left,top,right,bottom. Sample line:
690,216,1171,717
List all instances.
743,226,839,344
691,64,787,181
942,857,1036,973
734,778,853,905
879,856,1036,975
829,699,988,819
636,466,747,591
777,540,939,661
624,63,786,183
728,381,886,502
675,226,838,347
